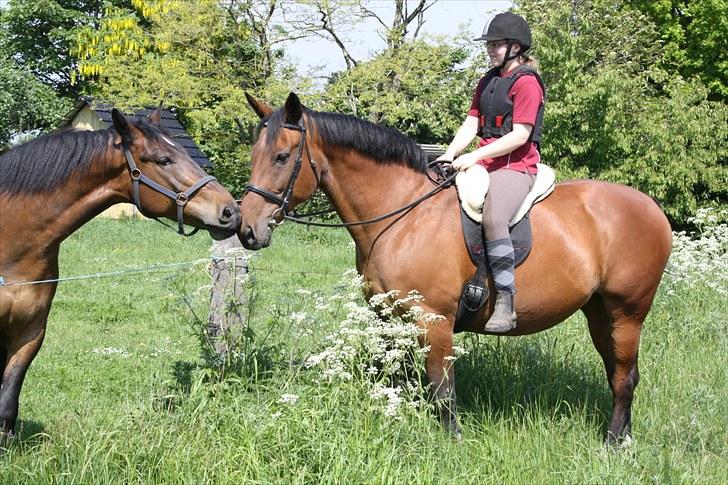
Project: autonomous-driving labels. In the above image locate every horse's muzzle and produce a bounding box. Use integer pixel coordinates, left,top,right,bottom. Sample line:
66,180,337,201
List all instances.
238,223,272,250
207,202,241,240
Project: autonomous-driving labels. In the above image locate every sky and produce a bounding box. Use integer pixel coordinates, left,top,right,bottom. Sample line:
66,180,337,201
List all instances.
284,0,513,76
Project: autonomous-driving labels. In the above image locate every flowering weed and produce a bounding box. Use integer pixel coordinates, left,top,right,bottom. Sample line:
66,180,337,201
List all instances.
667,208,728,296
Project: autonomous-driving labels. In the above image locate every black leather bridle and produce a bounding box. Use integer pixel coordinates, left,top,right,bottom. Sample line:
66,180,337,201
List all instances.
122,144,217,236
243,120,318,225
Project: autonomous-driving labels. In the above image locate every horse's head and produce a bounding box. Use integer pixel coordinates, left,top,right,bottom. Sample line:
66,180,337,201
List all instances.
111,108,240,240
238,92,321,249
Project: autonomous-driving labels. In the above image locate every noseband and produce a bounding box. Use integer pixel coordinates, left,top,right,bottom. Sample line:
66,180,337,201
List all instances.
122,144,217,236
243,120,317,225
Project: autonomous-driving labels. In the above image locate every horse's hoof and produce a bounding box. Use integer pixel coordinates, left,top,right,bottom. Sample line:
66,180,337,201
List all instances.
0,430,15,452
604,433,634,451
446,422,463,442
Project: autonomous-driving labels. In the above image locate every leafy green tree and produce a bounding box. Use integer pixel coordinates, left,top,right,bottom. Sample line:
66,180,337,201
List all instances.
0,20,70,148
0,0,131,97
626,0,728,100
0,58,69,149
519,0,727,225
319,39,479,143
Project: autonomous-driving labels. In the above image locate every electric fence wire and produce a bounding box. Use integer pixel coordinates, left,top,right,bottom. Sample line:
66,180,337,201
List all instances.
0,257,344,287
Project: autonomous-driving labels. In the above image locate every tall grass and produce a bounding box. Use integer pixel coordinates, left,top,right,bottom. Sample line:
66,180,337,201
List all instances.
1,216,726,484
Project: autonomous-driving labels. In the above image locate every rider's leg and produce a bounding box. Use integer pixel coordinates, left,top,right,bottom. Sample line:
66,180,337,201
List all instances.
481,169,534,333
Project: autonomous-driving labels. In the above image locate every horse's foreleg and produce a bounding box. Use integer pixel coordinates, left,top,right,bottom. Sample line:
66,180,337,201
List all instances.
0,322,46,443
421,323,461,440
0,345,6,387
583,295,641,446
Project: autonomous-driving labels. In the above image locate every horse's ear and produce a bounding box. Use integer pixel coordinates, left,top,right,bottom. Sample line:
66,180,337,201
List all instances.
284,92,303,124
111,108,133,146
245,92,273,119
148,102,163,125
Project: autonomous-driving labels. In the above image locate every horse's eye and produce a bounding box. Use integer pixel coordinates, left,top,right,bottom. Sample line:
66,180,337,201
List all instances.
275,152,290,164
157,157,173,166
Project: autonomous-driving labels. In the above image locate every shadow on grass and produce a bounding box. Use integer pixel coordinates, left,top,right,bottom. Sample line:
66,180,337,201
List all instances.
1,419,48,451
453,335,612,434
171,360,196,395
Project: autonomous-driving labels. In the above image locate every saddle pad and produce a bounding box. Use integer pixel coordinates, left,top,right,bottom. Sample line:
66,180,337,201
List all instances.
456,163,556,225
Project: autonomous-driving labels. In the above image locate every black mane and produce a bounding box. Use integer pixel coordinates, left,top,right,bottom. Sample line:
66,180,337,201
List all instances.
262,108,429,172
0,119,165,195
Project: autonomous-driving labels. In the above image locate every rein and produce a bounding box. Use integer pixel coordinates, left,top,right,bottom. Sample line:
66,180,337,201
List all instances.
244,120,457,229
286,166,456,228
123,144,216,236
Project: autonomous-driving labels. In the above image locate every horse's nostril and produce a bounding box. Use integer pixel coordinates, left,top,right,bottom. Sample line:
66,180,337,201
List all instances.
222,206,233,219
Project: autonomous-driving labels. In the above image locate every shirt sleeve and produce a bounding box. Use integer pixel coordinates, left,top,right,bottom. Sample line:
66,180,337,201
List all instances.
510,75,543,126
468,77,487,117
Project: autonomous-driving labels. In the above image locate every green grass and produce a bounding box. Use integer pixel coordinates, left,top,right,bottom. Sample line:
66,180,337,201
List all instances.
1,218,726,484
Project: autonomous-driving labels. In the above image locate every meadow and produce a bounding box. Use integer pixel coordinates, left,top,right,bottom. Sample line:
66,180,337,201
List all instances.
1,216,726,484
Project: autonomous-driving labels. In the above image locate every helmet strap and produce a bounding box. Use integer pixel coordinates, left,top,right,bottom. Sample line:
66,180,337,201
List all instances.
498,42,520,69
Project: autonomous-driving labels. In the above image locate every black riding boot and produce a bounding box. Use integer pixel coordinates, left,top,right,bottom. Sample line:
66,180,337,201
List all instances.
484,291,516,333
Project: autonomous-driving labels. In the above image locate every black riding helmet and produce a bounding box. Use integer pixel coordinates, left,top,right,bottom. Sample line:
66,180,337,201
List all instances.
475,12,531,65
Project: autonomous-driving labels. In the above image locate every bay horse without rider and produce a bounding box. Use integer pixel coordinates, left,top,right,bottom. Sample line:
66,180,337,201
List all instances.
0,108,240,444
238,93,672,445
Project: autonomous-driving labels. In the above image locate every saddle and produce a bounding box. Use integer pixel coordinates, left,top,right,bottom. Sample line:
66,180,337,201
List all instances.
454,164,555,332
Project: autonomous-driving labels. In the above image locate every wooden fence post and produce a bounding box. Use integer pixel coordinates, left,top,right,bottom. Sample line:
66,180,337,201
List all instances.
208,235,248,357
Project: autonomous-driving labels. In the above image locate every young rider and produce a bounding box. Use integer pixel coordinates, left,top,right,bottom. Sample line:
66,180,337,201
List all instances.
437,12,546,333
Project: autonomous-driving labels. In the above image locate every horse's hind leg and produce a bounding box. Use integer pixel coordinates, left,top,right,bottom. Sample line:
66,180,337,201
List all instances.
582,294,642,446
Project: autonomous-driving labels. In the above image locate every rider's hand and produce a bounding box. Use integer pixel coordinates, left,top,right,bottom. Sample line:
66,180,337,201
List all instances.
435,153,454,163
452,152,480,171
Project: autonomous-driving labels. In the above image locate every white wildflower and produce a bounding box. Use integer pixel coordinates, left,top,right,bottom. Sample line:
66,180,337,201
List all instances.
92,347,130,358
290,312,307,324
278,394,299,404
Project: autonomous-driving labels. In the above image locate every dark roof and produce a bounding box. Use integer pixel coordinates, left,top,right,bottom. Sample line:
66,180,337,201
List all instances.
58,98,212,170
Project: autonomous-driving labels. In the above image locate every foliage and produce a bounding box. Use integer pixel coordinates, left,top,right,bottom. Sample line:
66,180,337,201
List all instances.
519,0,728,225
668,207,728,295
0,56,70,148
627,0,728,100
0,0,129,97
0,0,101,144
319,38,481,143
0,24,68,147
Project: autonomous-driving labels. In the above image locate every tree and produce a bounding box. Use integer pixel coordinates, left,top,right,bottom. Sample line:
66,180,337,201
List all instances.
626,0,728,100
519,0,727,225
0,59,69,149
320,38,480,143
283,0,436,70
0,0,130,98
0,16,70,148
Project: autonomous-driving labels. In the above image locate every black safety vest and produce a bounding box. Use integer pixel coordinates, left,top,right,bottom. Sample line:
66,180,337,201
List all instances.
477,65,546,143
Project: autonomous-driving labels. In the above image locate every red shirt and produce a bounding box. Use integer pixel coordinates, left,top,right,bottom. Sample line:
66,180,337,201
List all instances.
468,71,544,175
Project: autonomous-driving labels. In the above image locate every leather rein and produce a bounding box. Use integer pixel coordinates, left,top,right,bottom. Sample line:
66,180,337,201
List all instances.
243,119,456,229
122,144,216,236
